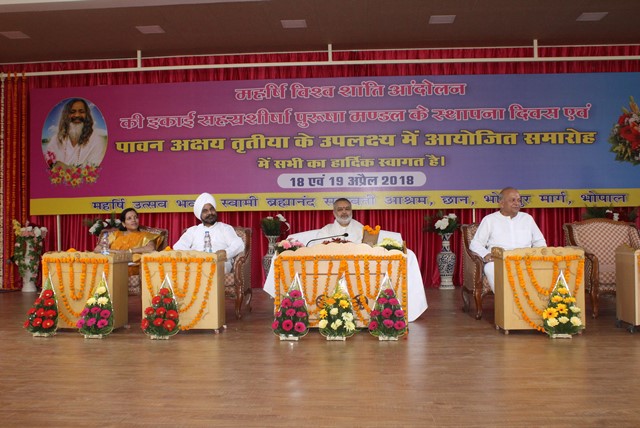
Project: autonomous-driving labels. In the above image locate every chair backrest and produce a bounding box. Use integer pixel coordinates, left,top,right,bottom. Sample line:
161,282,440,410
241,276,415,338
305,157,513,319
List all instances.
460,224,481,290
563,218,640,283
139,225,169,250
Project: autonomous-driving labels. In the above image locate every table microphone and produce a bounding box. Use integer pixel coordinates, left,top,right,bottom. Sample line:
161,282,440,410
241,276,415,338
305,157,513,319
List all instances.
306,232,349,246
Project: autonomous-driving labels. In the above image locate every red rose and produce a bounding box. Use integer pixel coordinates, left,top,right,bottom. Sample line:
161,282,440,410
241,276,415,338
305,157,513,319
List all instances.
141,318,149,330
166,310,179,320
163,319,176,331
153,318,164,326
159,287,170,296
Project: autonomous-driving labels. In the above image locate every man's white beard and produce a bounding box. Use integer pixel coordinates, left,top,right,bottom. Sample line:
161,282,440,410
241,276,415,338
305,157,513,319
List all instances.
68,122,83,143
336,215,352,226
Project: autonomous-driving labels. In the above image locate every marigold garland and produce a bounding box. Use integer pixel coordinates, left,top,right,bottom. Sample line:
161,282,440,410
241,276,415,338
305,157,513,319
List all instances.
142,255,217,330
504,255,585,332
274,254,407,327
42,255,110,327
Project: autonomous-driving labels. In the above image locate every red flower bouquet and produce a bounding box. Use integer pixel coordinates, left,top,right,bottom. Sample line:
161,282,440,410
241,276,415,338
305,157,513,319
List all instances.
24,276,58,337
141,280,180,339
272,274,309,340
609,96,640,165
368,279,407,340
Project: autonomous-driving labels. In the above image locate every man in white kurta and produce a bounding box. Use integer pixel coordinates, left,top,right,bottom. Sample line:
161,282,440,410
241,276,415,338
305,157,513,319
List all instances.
312,198,364,245
469,187,547,291
173,193,244,273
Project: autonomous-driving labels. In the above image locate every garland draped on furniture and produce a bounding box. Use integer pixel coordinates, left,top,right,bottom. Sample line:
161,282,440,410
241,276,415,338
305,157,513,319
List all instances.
2,46,640,289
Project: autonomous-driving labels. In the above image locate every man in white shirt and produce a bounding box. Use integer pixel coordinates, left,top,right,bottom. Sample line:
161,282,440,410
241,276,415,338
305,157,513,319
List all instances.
313,198,364,245
469,187,547,292
173,193,244,273
44,98,105,167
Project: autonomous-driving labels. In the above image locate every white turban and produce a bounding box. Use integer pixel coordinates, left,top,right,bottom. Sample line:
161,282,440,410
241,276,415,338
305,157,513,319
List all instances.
193,193,217,220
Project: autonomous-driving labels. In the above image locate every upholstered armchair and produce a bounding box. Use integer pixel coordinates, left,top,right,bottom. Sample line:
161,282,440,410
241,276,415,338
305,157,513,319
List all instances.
226,226,252,319
563,218,640,318
460,224,492,320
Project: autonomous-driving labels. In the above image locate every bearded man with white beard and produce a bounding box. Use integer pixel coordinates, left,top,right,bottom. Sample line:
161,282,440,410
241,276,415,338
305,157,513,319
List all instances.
45,98,105,167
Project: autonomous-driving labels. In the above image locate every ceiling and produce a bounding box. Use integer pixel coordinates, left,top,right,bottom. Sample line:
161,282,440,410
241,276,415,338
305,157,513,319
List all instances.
1,0,639,65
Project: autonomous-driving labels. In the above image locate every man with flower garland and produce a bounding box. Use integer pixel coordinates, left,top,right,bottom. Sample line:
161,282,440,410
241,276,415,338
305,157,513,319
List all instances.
469,187,547,292
173,192,244,273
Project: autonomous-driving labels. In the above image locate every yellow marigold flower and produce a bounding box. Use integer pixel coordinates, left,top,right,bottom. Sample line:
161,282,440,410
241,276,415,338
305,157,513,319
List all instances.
542,308,558,319
339,299,350,308
551,295,564,303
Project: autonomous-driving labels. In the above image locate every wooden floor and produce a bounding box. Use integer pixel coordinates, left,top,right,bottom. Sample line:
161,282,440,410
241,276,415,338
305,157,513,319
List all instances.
2,287,640,428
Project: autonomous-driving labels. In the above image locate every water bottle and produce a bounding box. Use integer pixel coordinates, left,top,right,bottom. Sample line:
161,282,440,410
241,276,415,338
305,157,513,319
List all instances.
203,231,213,253
100,232,110,255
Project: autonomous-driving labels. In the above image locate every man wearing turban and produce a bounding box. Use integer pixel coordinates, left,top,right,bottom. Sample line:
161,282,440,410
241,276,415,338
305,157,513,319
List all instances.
173,193,244,273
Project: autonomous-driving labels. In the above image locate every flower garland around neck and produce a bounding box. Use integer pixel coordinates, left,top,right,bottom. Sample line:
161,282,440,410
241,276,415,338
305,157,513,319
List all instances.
504,255,585,332
274,254,407,326
42,255,110,327
142,255,217,330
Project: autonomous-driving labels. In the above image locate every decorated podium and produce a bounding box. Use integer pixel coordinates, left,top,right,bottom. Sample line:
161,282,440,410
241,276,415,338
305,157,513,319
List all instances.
493,246,586,333
272,243,407,328
141,250,226,331
41,251,130,329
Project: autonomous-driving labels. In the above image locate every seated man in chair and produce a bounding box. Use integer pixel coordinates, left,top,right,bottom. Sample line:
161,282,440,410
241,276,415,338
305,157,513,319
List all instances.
469,187,547,292
173,192,244,274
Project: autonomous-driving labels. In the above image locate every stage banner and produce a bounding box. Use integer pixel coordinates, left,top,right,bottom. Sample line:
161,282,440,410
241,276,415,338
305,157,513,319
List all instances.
29,73,640,214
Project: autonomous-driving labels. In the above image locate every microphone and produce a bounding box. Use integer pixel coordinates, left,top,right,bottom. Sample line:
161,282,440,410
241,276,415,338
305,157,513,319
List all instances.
306,233,349,246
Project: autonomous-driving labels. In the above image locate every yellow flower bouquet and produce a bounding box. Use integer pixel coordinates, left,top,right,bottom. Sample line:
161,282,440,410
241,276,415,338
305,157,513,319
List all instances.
543,272,583,338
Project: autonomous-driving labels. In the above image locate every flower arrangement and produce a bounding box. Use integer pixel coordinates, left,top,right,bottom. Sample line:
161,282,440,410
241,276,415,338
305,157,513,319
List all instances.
83,212,121,237
542,271,583,338
424,211,459,236
368,281,407,340
609,96,640,165
272,275,309,340
322,237,351,244
261,214,289,236
76,276,114,338
48,163,101,187
318,278,357,340
363,224,381,246
275,238,305,254
23,276,58,337
141,280,180,339
11,220,48,278
376,237,404,251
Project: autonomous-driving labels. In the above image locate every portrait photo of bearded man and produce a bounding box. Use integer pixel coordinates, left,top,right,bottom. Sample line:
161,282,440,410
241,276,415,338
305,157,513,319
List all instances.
43,97,107,168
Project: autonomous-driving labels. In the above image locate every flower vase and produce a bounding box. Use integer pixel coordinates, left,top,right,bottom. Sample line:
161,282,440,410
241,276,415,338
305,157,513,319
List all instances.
21,267,38,293
262,234,280,276
279,334,300,341
436,233,455,290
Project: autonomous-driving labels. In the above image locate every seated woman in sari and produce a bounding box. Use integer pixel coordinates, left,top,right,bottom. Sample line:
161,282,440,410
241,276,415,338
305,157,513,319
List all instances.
94,208,161,258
